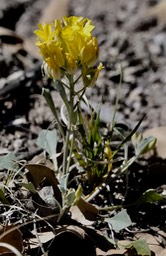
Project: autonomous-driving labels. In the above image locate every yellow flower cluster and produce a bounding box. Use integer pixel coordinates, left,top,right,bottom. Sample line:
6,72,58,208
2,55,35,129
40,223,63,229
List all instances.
34,16,103,84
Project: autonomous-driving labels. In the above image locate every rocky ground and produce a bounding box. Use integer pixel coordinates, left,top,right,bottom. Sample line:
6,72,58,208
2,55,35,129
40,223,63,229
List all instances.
0,0,166,255
0,0,166,155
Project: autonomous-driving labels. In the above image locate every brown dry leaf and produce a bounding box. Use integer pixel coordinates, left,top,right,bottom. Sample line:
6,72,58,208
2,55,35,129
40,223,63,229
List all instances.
96,248,127,256
45,227,96,256
0,224,23,254
29,152,53,168
26,164,62,205
30,231,55,246
66,225,86,239
118,240,132,248
96,248,106,255
70,205,95,225
135,232,163,255
143,126,166,158
77,197,99,221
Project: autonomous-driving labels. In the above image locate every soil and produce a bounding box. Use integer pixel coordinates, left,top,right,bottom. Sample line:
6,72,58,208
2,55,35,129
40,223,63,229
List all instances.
0,0,166,255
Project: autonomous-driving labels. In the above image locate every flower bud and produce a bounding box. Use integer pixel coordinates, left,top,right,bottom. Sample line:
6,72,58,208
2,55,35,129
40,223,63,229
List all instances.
82,63,104,87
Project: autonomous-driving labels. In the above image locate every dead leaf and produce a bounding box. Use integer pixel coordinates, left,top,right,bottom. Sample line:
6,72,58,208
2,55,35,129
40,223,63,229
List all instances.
96,248,127,255
26,164,62,205
0,225,23,254
66,225,86,239
45,227,95,256
96,248,106,255
84,227,114,252
30,231,54,246
118,240,133,248
77,197,99,221
70,205,95,225
143,126,166,158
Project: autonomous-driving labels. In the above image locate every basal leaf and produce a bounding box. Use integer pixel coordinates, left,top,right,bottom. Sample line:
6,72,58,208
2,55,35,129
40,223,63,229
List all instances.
36,129,58,157
125,239,151,256
0,152,18,171
105,209,132,232
136,189,164,205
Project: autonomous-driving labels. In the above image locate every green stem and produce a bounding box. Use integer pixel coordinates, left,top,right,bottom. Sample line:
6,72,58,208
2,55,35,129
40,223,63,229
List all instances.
98,203,134,212
74,73,82,85
42,88,65,139
62,75,75,175
66,131,75,173
62,128,70,175
98,205,123,211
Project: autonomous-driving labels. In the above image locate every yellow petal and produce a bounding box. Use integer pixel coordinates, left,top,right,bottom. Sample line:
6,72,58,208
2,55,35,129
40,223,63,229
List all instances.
34,23,53,42
80,37,99,66
65,53,78,74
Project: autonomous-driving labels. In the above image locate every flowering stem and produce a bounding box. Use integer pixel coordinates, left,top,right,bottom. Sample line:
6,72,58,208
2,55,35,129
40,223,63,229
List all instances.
62,75,75,176
62,127,70,175
74,73,82,85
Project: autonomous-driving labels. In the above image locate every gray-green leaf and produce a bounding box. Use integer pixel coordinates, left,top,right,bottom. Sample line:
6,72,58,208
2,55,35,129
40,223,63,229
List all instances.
0,152,18,171
125,239,151,256
105,209,132,232
36,129,58,156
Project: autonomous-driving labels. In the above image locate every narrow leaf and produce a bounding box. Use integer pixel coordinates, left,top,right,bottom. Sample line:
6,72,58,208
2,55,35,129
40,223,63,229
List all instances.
0,188,9,204
135,136,157,155
112,114,146,158
18,182,36,193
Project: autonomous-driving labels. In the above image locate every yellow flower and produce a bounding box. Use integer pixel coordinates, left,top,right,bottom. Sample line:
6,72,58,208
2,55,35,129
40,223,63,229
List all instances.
65,53,78,75
38,40,64,79
34,16,100,80
34,23,53,43
63,16,94,38
60,16,94,61
80,37,99,67
42,60,61,79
